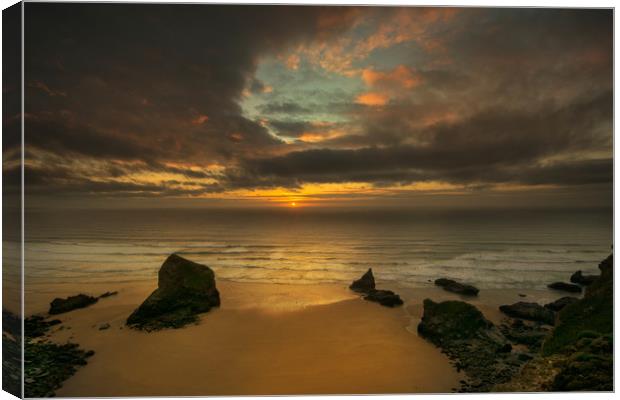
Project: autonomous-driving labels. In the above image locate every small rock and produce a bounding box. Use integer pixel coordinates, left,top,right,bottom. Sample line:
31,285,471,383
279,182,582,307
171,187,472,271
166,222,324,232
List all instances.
544,296,579,312
98,323,111,330
349,268,375,293
499,302,555,325
547,282,582,293
49,294,98,315
364,289,403,307
570,270,598,286
435,278,479,296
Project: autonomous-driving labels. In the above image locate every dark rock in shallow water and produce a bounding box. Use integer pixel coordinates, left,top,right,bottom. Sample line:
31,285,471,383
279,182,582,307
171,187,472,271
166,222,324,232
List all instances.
544,296,578,312
434,278,479,296
127,254,220,331
364,289,403,307
98,323,111,330
499,302,555,325
547,282,582,293
349,268,375,293
49,294,98,315
569,270,597,286
98,291,118,298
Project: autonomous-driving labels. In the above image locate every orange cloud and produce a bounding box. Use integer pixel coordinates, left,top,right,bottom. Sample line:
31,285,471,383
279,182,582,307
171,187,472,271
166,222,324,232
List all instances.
285,53,301,70
356,92,388,106
192,114,209,125
362,65,422,89
298,129,346,143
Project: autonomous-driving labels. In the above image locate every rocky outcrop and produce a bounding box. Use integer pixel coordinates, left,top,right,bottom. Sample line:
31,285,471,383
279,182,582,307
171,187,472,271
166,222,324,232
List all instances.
418,299,527,391
434,278,479,296
418,299,494,343
25,316,61,338
544,297,578,312
499,302,556,325
569,270,597,286
349,269,403,307
364,289,403,307
49,294,98,315
547,282,582,293
500,254,613,392
349,268,375,293
25,341,94,397
127,254,220,331
499,319,550,351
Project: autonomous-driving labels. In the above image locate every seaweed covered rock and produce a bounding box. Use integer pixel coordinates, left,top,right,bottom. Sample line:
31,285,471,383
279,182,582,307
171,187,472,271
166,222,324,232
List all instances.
25,341,94,397
499,319,550,351
543,254,613,355
49,294,98,315
2,310,22,397
364,289,403,307
434,278,479,296
551,333,612,391
418,299,524,391
547,282,582,293
499,302,556,325
25,316,62,338
569,270,597,286
349,268,375,293
544,297,578,312
127,254,220,331
501,254,613,392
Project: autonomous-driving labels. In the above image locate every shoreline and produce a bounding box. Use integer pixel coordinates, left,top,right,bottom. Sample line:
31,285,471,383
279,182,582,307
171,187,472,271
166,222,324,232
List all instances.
33,280,462,396
21,278,583,396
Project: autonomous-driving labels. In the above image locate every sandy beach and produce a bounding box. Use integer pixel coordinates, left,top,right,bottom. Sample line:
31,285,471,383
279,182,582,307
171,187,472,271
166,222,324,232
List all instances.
22,277,577,397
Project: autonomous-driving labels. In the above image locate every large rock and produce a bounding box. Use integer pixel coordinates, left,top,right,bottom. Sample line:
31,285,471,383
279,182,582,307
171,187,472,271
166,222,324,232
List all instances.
349,268,375,293
418,299,522,391
547,282,582,293
544,296,578,312
364,289,403,307
126,254,220,331
499,302,555,325
570,270,597,286
49,294,98,315
434,278,479,296
419,299,494,343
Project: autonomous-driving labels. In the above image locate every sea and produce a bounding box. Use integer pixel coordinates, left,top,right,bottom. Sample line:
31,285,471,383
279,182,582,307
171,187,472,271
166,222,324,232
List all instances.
21,207,612,290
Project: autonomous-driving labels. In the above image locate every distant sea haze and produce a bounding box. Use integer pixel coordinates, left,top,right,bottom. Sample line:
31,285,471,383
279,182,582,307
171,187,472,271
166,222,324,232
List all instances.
22,207,612,289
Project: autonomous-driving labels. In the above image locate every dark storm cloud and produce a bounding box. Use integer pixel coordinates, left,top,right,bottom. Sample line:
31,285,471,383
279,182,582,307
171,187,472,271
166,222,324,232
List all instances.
235,91,612,187
268,120,314,137
18,5,613,199
22,4,358,164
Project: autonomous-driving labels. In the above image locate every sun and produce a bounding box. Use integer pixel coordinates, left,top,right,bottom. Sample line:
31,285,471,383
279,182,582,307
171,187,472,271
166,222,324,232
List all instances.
290,202,297,207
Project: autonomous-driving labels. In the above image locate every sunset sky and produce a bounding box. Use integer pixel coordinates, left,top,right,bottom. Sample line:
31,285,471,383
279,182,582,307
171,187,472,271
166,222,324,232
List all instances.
8,5,613,208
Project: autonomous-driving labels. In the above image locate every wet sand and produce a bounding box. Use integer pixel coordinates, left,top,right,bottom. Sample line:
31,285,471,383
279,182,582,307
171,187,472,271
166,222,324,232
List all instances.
25,280,573,396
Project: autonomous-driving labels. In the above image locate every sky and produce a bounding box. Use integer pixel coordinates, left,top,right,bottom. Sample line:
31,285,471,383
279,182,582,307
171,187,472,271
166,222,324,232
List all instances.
6,4,613,209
